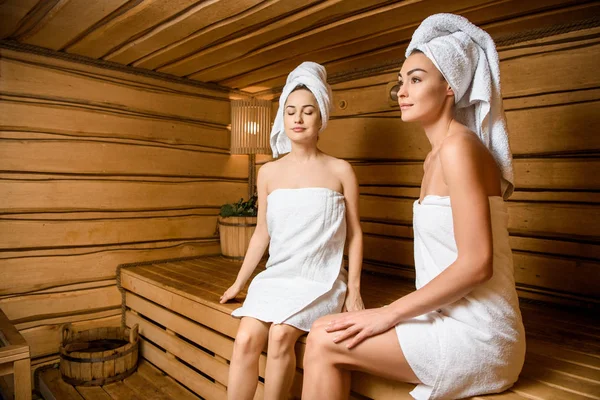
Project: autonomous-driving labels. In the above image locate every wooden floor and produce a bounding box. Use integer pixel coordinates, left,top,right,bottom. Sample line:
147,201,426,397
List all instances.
38,360,200,400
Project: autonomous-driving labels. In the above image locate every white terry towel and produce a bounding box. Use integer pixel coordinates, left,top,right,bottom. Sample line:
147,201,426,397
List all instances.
231,188,347,331
406,13,515,199
396,196,526,399
270,61,333,158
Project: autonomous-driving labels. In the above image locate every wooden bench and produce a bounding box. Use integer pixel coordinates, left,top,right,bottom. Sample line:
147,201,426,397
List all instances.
115,256,599,400
0,308,31,400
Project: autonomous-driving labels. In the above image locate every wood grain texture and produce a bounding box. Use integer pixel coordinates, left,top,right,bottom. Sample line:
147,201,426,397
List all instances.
116,257,600,399
0,48,243,362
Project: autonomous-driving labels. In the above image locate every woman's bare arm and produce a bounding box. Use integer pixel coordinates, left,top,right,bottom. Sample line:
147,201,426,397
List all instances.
220,164,272,303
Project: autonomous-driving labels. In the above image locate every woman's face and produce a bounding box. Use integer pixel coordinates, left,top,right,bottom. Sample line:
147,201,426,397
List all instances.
284,88,321,143
397,52,453,123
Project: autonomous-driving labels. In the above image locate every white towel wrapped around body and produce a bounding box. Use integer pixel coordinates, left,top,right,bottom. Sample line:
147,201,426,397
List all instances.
231,187,347,331
395,196,526,399
270,61,333,158
406,13,514,198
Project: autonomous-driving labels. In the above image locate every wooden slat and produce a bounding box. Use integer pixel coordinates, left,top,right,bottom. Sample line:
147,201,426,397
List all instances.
510,376,595,400
0,137,247,179
104,0,263,65
102,381,145,400
0,179,245,212
0,285,120,322
0,48,230,99
0,57,231,125
120,270,238,338
126,311,229,385
0,345,29,362
20,0,128,51
501,40,600,98
0,309,28,348
0,101,230,150
0,214,219,250
353,158,600,191
136,360,200,400
122,372,174,400
38,367,84,400
524,353,600,382
0,240,220,296
0,240,220,295
0,0,40,39
126,293,235,361
5,279,116,298
15,308,121,332
65,0,204,59
75,386,113,400
140,339,227,400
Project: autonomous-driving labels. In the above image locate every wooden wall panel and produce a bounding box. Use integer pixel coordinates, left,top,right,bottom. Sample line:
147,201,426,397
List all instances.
0,241,220,296
0,49,242,361
321,28,600,306
1,180,245,212
0,136,247,178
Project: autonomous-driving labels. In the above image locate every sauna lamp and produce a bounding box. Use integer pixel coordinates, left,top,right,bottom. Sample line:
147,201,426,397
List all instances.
230,98,272,155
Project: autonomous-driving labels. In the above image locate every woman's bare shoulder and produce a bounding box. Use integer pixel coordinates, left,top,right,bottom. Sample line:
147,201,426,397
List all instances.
440,125,487,161
322,154,354,177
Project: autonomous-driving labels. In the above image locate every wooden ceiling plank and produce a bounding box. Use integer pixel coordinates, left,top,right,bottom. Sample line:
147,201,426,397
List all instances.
221,0,585,89
237,0,600,91
0,0,40,39
21,0,129,50
137,0,318,72
5,0,67,41
104,0,261,65
187,0,496,82
158,0,388,77
65,0,203,59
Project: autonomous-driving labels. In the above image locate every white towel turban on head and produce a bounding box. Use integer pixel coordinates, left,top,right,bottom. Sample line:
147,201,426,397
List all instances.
406,13,515,199
270,61,333,158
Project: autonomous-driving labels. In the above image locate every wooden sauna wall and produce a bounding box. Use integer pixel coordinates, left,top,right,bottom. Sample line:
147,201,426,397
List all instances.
260,27,600,307
0,47,247,367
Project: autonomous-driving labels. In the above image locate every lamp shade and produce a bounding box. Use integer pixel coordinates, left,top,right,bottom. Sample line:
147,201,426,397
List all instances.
231,98,272,155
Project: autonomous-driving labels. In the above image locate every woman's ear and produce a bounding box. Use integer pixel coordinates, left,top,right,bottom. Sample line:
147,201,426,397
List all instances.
447,85,454,97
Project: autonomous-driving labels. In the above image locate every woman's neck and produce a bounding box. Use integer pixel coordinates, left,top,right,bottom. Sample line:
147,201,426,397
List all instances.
422,114,454,151
287,143,320,163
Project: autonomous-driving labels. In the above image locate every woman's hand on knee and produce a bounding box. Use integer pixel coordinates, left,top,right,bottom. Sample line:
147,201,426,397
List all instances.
325,308,396,349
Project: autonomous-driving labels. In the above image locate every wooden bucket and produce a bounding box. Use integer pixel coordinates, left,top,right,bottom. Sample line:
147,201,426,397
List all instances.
218,216,257,259
59,324,139,386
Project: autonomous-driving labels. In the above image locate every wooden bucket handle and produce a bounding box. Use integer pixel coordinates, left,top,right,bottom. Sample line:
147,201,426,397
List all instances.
129,324,139,344
61,323,73,344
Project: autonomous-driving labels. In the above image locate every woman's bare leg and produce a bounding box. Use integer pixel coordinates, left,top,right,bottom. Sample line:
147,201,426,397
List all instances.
264,323,306,400
302,315,420,400
228,317,270,400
